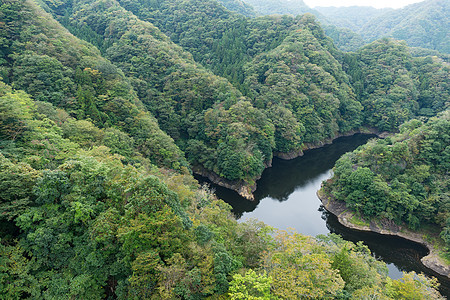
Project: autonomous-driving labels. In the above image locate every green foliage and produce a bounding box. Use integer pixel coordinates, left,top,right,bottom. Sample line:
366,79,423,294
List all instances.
0,0,187,170
216,0,256,17
0,1,448,299
12,54,75,106
343,38,449,131
116,0,295,88
0,154,40,223
359,0,450,54
316,6,393,33
53,0,283,184
244,15,363,143
327,115,450,252
252,0,449,54
330,241,387,293
385,272,444,300
229,269,274,300
0,242,39,299
0,82,34,141
263,230,345,299
0,80,275,297
323,25,366,52
31,0,449,188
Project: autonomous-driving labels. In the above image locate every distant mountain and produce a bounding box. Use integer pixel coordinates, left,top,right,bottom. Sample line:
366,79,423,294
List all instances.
243,0,317,16
242,0,449,53
8,0,449,198
315,6,393,32
0,0,449,298
360,0,449,53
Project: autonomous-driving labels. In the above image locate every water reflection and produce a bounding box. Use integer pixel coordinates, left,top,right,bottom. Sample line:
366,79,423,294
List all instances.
325,210,450,295
208,134,377,217
196,134,450,296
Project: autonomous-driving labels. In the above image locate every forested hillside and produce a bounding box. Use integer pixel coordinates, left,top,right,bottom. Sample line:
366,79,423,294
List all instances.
6,0,449,199
343,39,450,130
3,0,272,198
0,0,186,170
315,6,393,33
115,0,296,88
243,15,363,144
0,84,444,298
321,0,450,54
1,0,449,297
360,0,449,54
0,80,444,298
244,0,449,54
102,0,450,133
243,0,317,16
322,114,450,260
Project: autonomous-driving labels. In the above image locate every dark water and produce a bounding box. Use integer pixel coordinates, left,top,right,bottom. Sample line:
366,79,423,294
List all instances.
197,134,450,297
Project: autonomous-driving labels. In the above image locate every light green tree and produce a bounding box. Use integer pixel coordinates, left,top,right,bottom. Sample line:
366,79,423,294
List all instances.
229,269,275,300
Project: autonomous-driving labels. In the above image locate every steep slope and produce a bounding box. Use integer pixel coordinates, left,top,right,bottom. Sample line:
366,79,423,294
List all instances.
243,0,317,16
343,38,450,130
115,0,298,89
321,113,450,274
37,0,281,198
243,0,449,54
64,0,381,191
0,79,268,299
0,0,186,170
243,15,363,146
0,81,444,299
0,1,448,299
242,0,370,52
314,6,392,52
315,6,393,32
0,59,445,300
360,0,449,53
43,0,450,199
322,25,366,52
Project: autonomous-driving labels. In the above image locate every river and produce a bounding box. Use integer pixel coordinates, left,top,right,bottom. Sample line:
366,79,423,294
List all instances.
197,134,450,296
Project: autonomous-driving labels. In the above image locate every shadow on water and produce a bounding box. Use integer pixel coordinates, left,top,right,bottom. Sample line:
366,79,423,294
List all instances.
195,134,450,297
325,209,450,296
199,134,377,218
253,136,374,202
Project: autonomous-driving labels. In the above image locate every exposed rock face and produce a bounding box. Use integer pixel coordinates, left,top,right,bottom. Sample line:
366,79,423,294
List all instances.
275,128,389,160
197,128,389,201
317,186,450,278
423,254,450,278
193,166,257,201
274,149,304,160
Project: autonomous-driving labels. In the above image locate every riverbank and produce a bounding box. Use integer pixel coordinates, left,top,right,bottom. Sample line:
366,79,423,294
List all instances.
192,165,258,201
274,128,389,160
194,128,388,200
317,186,450,278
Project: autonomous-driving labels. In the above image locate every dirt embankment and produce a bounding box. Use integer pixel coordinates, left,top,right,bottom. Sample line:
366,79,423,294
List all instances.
192,166,258,201
275,128,389,160
195,128,388,200
317,187,450,278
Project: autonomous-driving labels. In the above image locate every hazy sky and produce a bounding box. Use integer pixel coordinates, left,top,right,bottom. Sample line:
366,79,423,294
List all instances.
303,0,424,9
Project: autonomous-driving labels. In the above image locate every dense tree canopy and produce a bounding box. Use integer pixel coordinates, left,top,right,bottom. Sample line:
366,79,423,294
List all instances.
32,0,449,191
247,0,449,54
359,0,449,54
324,114,450,255
0,0,187,171
0,0,449,298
